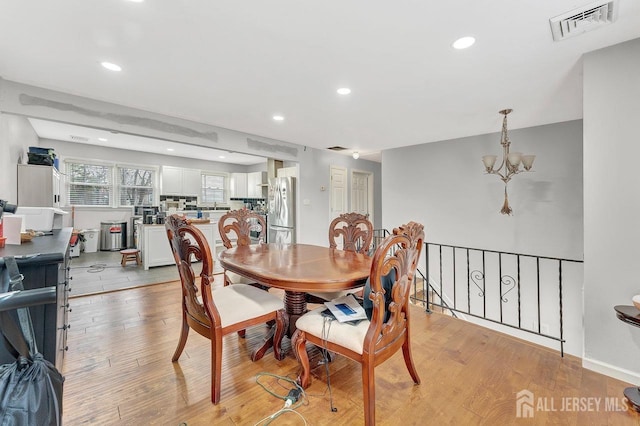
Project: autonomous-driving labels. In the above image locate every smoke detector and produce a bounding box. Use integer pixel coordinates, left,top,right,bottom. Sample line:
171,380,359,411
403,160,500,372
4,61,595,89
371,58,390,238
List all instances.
549,0,618,41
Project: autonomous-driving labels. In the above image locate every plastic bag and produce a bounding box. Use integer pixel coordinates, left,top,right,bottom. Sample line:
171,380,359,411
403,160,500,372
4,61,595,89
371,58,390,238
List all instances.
0,256,64,425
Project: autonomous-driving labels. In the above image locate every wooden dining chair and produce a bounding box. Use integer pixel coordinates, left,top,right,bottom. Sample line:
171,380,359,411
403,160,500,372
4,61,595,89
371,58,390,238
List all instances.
292,221,424,425
306,212,374,303
218,209,268,288
165,214,285,404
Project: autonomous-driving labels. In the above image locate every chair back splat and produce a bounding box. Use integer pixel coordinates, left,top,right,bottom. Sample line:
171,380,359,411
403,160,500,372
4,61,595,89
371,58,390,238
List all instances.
328,212,373,254
218,209,268,290
293,221,424,425
218,209,266,249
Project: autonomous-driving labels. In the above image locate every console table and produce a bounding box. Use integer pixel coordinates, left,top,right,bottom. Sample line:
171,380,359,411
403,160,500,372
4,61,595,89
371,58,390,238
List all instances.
0,228,72,370
614,305,640,412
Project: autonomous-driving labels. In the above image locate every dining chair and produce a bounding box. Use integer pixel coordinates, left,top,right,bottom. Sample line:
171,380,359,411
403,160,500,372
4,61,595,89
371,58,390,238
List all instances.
292,221,424,425
306,212,374,303
165,214,285,404
218,209,268,288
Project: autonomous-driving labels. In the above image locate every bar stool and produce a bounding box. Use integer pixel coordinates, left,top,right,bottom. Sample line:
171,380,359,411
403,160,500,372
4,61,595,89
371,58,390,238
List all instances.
120,248,141,267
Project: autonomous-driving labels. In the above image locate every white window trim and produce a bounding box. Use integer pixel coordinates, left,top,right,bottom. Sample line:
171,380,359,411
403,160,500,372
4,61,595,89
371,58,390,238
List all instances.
201,171,229,205
63,157,160,208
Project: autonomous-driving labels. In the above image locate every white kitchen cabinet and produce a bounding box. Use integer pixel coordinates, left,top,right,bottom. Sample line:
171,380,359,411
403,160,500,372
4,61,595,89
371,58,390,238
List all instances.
276,166,298,178
141,223,216,270
141,225,174,269
182,168,202,196
206,211,226,249
230,173,248,198
17,164,61,207
247,171,267,198
161,166,182,195
161,166,201,196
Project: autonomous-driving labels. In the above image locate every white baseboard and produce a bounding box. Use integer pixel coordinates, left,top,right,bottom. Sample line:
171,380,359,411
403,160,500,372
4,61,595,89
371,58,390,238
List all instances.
583,357,640,386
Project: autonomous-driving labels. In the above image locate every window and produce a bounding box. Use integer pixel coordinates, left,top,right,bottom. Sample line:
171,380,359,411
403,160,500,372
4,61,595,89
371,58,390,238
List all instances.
202,173,226,203
118,166,155,206
65,159,158,207
66,161,113,206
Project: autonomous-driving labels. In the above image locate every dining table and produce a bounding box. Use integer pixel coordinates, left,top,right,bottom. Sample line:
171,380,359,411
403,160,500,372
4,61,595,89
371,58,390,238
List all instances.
218,243,372,338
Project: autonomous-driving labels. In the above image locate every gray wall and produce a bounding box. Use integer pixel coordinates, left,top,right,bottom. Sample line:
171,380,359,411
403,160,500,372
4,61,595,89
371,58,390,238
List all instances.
382,120,583,259
0,113,38,203
381,120,584,355
298,146,382,246
583,38,640,382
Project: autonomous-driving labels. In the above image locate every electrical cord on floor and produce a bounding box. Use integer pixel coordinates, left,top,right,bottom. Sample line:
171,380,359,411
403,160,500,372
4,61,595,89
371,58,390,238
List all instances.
254,373,308,425
253,401,308,426
70,263,109,273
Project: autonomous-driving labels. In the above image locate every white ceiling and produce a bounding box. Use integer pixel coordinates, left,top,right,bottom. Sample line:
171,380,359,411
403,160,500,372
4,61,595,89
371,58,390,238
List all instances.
1,1,639,162
27,118,267,166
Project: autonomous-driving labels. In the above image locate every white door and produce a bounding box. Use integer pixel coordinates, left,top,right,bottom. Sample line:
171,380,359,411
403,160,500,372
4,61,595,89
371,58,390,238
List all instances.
351,171,369,218
330,166,347,219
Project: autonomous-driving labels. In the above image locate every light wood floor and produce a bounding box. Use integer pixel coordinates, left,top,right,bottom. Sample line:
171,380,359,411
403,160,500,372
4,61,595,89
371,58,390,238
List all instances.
63,278,640,425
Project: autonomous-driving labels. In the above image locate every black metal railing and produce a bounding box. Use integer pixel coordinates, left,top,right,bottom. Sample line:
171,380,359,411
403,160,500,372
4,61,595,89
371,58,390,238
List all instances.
417,242,583,356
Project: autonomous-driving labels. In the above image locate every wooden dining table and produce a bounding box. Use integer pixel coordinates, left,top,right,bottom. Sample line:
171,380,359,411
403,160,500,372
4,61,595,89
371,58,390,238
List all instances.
218,243,372,337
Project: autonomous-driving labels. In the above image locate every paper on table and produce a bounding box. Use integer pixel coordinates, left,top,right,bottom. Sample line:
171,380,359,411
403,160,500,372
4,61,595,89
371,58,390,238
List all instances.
3,215,23,245
324,294,367,323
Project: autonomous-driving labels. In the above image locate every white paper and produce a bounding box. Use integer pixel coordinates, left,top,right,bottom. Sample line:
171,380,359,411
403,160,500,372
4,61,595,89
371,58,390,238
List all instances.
324,294,367,323
3,215,23,245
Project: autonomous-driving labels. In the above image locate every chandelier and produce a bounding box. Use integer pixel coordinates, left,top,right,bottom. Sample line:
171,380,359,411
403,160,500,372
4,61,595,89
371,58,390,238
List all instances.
482,109,535,215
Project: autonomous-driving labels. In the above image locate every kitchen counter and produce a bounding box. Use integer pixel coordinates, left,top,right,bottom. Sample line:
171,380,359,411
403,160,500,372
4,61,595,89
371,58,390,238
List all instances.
138,222,217,270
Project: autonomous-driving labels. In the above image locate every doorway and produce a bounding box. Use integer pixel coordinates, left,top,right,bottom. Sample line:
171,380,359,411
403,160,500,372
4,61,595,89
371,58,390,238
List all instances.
330,165,348,220
351,169,374,224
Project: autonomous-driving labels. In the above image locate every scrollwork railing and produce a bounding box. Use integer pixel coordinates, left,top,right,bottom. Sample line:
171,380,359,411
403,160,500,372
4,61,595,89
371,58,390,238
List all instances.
417,242,583,357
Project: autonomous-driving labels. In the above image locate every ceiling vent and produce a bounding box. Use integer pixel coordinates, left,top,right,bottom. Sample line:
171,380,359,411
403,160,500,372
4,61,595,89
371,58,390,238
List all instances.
550,1,617,41
327,146,348,151
69,135,89,142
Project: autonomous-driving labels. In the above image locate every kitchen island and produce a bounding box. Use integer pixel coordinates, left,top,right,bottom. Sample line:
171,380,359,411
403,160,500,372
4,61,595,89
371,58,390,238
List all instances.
139,222,217,270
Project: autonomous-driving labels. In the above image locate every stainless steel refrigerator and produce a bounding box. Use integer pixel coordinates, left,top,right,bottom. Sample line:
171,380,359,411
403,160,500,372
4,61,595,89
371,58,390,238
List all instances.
267,177,296,244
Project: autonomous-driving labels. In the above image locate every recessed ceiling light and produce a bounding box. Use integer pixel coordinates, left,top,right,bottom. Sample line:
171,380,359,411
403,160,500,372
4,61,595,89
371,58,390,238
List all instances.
97,137,108,142
337,88,351,95
452,36,476,50
218,155,226,159
352,151,360,159
101,61,122,72
167,148,175,152
273,115,284,121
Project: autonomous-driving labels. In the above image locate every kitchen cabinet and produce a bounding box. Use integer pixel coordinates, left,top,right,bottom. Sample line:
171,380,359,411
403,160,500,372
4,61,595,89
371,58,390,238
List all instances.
161,166,201,196
17,164,61,207
276,166,298,178
0,228,71,371
247,171,267,198
141,223,216,270
230,173,248,198
206,211,225,249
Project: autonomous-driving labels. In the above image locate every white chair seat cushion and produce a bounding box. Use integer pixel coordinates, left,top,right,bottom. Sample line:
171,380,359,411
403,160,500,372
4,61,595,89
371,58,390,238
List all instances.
225,270,257,285
212,284,283,328
295,307,371,354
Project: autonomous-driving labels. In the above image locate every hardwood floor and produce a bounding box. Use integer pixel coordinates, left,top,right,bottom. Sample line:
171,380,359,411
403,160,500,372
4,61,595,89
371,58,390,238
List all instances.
63,279,640,425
